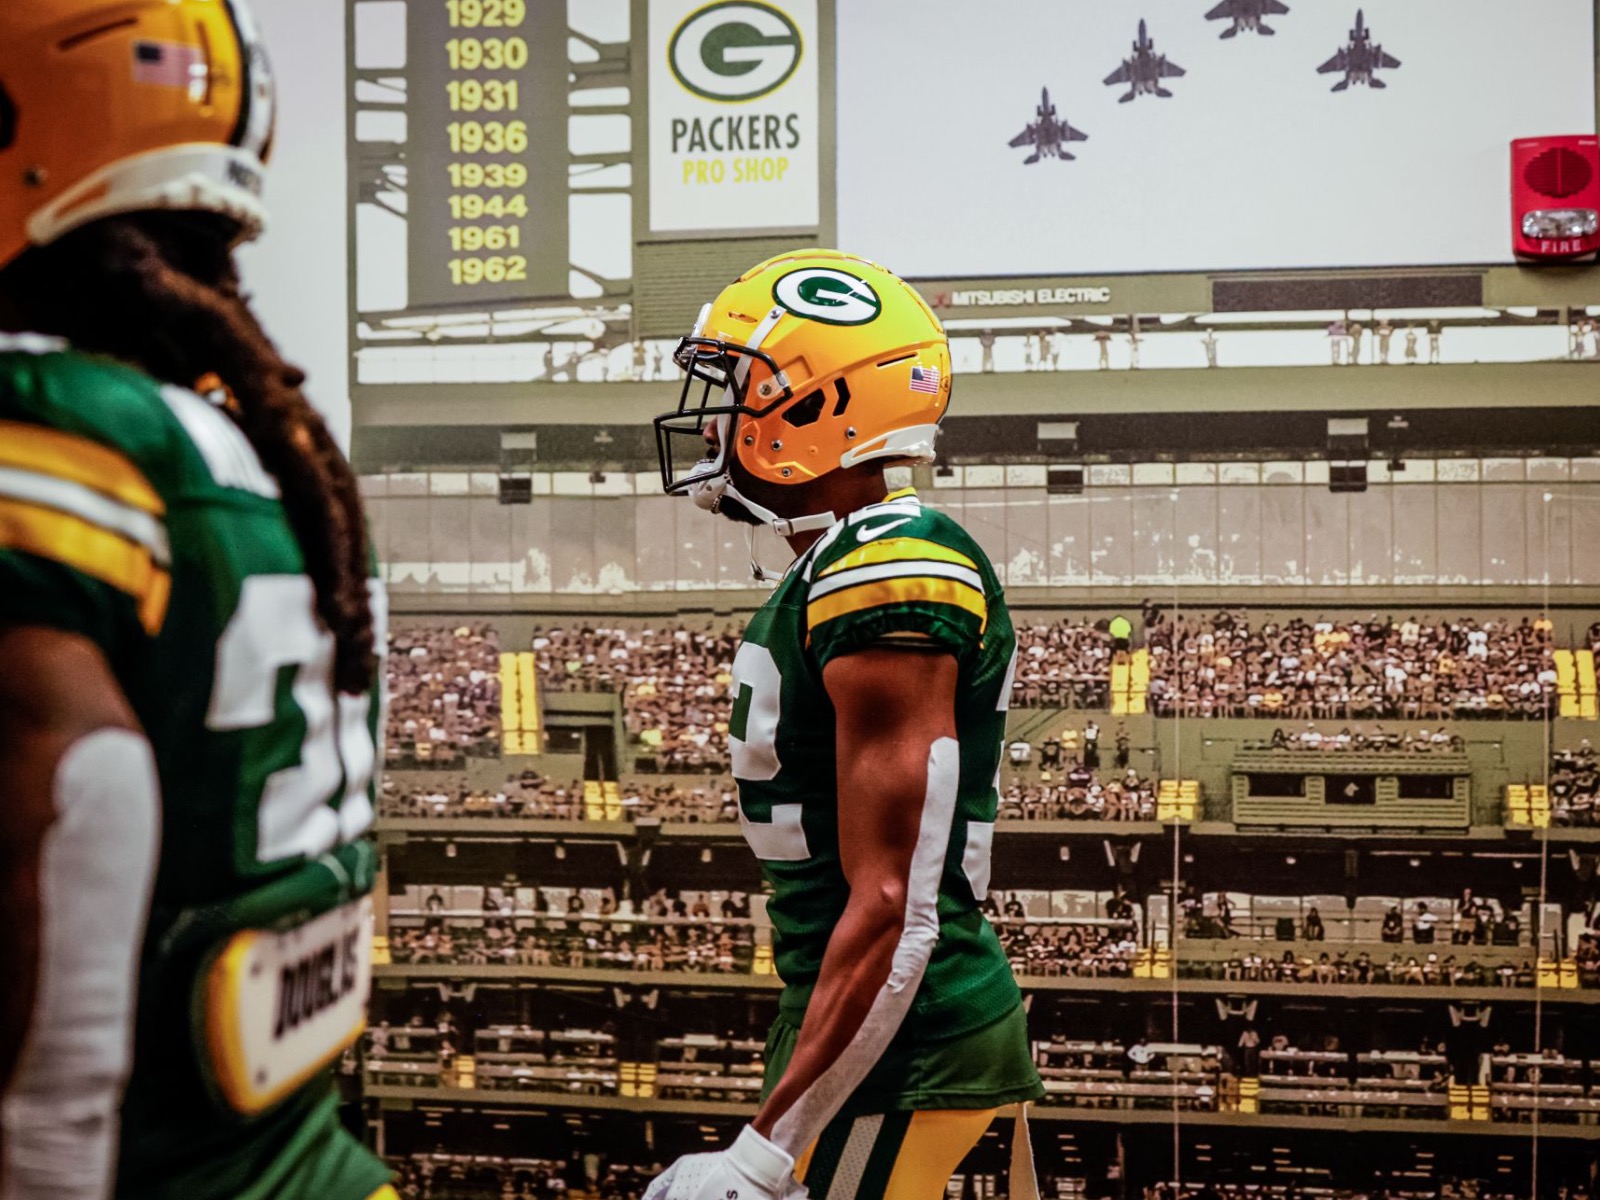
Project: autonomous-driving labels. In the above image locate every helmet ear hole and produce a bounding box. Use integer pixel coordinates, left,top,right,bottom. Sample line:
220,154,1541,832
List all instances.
781,389,826,428
0,82,15,151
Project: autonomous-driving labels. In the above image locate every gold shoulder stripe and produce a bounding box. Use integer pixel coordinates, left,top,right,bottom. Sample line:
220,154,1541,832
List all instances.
819,536,977,579
883,486,919,502
0,420,164,516
0,498,171,634
808,575,987,633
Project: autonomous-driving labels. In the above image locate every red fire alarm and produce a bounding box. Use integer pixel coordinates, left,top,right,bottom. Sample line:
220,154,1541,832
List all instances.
1512,135,1600,261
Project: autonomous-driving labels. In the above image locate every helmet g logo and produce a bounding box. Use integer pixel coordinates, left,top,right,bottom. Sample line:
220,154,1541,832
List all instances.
668,2,803,102
773,268,882,326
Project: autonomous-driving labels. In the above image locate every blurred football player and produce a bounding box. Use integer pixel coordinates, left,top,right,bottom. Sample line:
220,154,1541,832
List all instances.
649,251,1042,1200
0,3,393,1198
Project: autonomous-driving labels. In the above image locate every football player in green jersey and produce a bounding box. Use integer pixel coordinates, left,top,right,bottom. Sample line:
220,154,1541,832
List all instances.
646,251,1043,1200
0,3,394,1199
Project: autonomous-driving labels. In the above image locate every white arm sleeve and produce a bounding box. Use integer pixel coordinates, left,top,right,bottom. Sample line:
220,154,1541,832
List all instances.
2,729,161,1200
768,737,959,1158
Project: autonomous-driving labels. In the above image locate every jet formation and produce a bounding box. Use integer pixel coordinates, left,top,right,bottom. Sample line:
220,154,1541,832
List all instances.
1103,19,1187,103
1317,9,1402,91
1011,8,1401,164
1205,0,1291,39
1008,88,1090,164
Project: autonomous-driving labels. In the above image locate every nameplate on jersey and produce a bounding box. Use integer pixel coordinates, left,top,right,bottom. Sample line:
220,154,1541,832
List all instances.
201,895,372,1115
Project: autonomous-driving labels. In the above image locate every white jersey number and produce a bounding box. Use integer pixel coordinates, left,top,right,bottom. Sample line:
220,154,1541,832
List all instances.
727,642,810,862
208,575,387,865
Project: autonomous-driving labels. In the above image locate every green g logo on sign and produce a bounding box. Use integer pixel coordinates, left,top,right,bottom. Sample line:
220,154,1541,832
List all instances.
669,2,804,102
772,268,882,326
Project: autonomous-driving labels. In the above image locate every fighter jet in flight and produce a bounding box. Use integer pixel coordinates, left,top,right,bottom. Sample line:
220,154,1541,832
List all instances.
1104,19,1186,102
1317,9,1401,91
1205,0,1290,38
1008,88,1089,164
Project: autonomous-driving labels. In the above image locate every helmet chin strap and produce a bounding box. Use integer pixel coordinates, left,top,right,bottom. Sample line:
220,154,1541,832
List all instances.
689,474,837,578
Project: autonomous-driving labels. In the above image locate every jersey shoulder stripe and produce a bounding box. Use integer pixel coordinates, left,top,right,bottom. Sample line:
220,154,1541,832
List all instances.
0,348,191,638
0,420,172,633
0,497,172,633
809,559,985,603
808,573,987,634
805,492,993,642
0,419,166,515
817,535,978,579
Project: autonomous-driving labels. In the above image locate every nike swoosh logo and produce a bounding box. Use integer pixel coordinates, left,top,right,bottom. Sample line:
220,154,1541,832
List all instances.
856,517,914,543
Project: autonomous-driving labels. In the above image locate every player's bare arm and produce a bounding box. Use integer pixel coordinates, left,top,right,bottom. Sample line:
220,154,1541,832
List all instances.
753,648,959,1152
0,626,159,1196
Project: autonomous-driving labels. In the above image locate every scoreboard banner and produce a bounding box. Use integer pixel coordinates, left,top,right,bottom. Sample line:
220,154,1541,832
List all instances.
648,0,820,234
406,0,569,307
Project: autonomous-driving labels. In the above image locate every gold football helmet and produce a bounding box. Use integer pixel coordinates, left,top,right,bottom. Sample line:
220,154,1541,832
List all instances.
656,249,952,535
0,0,275,269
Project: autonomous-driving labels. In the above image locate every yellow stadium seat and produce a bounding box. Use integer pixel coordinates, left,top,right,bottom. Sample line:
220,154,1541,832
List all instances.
1505,784,1530,827
1469,1084,1491,1119
1110,658,1130,715
1235,1077,1259,1115
619,1062,656,1098
517,652,540,736
1530,785,1550,828
583,780,604,822
1579,650,1597,720
1129,648,1150,715
499,652,519,732
1556,650,1580,718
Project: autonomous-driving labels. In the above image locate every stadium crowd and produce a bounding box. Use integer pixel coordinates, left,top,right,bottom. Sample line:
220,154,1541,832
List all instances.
531,624,740,772
1255,726,1466,753
996,919,1139,977
383,769,1152,823
519,619,1118,768
1551,742,1600,826
1146,612,1556,720
999,767,1159,821
386,625,504,764
379,774,738,823
387,887,757,974
1010,619,1117,708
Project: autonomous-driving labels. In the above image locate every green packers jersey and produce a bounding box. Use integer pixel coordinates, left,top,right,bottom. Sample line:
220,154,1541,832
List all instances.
0,336,390,1200
730,489,1025,1048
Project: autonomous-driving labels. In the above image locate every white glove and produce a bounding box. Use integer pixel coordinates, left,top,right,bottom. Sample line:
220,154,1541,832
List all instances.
643,1125,808,1200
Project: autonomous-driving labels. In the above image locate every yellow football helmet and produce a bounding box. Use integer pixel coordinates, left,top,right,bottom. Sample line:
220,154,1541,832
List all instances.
656,249,952,535
0,0,275,270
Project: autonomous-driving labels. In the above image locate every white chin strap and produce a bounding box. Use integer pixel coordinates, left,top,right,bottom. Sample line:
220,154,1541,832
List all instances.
688,473,836,539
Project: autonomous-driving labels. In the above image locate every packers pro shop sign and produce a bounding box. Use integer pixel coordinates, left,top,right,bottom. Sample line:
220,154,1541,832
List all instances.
649,0,820,233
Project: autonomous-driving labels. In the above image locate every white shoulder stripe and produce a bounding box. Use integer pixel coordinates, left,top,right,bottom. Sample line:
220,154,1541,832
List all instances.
845,498,921,526
800,520,847,582
0,466,170,565
807,558,984,601
159,386,281,498
0,332,67,355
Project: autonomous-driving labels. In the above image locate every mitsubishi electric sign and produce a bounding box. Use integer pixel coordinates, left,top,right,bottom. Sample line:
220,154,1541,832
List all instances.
648,0,820,234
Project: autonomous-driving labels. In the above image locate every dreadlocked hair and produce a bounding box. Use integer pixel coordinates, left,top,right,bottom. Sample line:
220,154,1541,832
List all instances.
0,212,376,694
